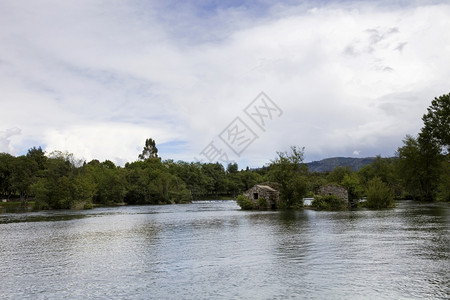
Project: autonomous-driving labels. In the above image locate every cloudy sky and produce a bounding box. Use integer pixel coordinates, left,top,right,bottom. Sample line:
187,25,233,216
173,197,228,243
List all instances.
1,0,449,168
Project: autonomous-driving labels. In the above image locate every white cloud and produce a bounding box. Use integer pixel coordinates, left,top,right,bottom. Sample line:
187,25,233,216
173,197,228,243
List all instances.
0,128,22,154
1,0,449,166
42,122,178,164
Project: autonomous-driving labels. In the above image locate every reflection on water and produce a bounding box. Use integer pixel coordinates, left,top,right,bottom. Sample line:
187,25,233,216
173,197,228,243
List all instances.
0,201,449,299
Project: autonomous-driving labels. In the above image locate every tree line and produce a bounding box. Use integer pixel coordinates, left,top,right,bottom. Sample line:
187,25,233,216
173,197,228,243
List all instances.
0,93,448,210
0,144,265,209
243,93,449,209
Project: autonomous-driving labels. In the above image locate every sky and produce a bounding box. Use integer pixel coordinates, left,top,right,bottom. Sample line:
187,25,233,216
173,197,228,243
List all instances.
1,0,449,168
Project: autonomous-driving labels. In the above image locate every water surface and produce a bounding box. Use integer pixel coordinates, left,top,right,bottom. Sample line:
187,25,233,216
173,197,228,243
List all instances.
1,200,449,299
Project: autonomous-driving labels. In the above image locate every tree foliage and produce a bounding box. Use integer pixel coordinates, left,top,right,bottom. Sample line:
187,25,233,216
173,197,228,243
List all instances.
312,194,347,211
420,93,450,154
393,93,449,202
436,160,450,202
26,146,47,170
236,194,254,210
265,146,308,208
396,135,442,201
365,177,395,209
139,138,159,160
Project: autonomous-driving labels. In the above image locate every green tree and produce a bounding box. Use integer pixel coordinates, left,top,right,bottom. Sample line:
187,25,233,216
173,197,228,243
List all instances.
396,135,441,201
226,163,238,174
84,160,126,204
436,159,450,202
31,151,95,209
139,138,158,160
148,170,190,204
0,153,14,198
357,156,402,198
365,177,395,209
402,92,450,201
237,170,262,192
265,146,308,208
327,166,351,185
26,146,47,170
9,156,38,203
236,194,254,210
420,93,449,154
305,172,328,197
70,170,96,209
101,160,117,169
312,194,347,211
32,154,72,209
124,165,148,204
165,161,211,199
201,163,227,197
124,158,191,204
341,172,362,200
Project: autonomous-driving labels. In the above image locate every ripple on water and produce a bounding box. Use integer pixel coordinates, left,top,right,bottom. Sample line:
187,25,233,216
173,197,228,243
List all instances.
0,201,449,299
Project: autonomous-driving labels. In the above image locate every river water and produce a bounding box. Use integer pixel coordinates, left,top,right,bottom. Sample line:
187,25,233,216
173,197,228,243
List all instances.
0,200,449,299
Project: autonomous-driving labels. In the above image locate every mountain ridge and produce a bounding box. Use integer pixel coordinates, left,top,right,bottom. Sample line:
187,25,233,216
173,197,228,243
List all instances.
306,157,376,172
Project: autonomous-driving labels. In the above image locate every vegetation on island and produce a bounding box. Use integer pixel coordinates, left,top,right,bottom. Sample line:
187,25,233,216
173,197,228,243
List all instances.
311,194,348,211
364,177,395,209
0,94,448,211
236,195,254,210
237,92,449,210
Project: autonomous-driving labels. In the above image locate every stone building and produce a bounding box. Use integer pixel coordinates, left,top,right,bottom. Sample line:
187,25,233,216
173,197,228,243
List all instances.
243,184,280,209
317,184,348,203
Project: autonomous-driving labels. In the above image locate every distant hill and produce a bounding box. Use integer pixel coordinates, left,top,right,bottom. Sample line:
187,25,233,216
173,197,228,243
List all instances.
306,157,376,172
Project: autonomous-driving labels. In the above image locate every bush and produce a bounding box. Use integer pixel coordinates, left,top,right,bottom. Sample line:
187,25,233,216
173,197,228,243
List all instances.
83,202,94,209
312,194,347,211
257,197,267,209
365,177,395,209
236,195,254,210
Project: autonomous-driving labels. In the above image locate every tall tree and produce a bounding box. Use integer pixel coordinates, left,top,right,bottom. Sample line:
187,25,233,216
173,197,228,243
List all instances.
395,93,449,201
437,159,450,202
396,135,440,201
26,146,47,170
201,163,227,196
139,138,159,160
327,166,351,185
0,153,14,198
84,160,125,205
420,93,449,154
10,156,37,203
266,146,308,208
226,163,238,174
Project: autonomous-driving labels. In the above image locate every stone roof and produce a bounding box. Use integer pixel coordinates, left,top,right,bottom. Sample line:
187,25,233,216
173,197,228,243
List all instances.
255,185,277,192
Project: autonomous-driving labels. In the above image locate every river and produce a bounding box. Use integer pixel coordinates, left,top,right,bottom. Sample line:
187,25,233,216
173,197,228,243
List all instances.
0,200,449,299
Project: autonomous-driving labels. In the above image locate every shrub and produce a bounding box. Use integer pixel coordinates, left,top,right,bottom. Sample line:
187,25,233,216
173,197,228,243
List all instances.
83,202,94,209
312,194,347,211
257,197,267,209
236,195,254,210
365,177,395,209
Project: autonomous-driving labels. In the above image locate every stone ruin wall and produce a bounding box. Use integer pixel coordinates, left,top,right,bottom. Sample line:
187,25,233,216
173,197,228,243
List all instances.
317,185,348,202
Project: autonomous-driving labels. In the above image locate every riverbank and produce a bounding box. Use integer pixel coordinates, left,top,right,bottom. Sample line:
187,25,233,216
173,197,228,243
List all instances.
0,201,130,213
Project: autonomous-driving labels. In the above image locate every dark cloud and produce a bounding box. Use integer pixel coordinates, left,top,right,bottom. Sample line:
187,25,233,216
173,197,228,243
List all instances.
0,1,449,166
